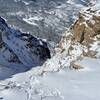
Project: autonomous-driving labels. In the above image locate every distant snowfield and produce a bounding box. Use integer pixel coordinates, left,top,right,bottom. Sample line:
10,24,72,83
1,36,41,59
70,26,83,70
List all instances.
0,57,100,100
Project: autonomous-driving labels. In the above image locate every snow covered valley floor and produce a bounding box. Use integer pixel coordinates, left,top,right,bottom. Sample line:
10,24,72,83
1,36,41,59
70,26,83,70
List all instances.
0,57,100,100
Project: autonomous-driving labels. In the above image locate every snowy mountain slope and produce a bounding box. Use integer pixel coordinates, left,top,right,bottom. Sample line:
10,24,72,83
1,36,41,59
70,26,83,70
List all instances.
0,0,94,43
0,0,100,100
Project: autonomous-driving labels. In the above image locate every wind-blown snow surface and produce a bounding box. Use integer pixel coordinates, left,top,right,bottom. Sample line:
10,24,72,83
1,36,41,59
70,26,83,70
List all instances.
0,57,100,100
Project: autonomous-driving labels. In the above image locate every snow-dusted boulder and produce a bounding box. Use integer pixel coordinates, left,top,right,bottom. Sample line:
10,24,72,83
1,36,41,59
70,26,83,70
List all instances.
0,16,51,69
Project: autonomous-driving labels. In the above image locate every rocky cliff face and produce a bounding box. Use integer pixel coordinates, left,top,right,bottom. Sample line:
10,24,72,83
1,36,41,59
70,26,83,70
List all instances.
71,9,100,46
0,16,51,71
69,8,100,58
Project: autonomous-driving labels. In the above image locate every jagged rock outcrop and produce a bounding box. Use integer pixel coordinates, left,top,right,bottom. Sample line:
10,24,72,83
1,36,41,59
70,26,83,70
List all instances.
53,8,100,70
70,10,100,45
0,16,51,69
